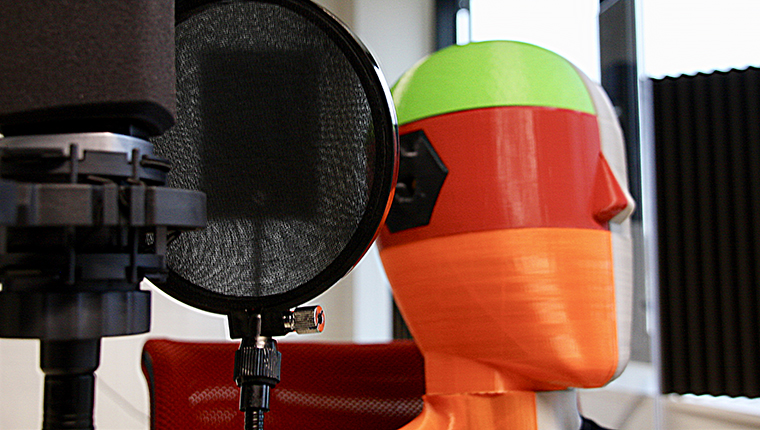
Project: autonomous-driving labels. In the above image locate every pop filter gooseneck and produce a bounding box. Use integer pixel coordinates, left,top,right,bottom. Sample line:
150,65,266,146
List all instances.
148,0,398,427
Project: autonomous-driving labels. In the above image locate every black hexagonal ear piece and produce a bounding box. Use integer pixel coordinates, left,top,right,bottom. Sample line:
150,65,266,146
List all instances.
386,130,448,233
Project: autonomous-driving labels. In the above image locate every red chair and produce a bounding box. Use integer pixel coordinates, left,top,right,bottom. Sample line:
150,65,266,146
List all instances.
142,339,425,430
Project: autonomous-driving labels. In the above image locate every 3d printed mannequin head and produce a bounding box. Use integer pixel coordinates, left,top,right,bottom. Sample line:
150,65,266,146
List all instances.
378,41,635,430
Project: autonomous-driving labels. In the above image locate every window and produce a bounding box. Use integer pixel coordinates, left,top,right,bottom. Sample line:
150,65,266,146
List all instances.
469,0,760,79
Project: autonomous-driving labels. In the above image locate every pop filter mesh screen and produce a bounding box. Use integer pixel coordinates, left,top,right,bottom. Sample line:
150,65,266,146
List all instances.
152,1,386,310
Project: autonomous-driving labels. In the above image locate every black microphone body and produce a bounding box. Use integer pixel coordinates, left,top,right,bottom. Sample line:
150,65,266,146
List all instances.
0,2,205,429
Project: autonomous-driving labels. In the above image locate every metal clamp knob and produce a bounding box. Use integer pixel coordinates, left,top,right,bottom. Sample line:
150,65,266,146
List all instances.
285,306,325,334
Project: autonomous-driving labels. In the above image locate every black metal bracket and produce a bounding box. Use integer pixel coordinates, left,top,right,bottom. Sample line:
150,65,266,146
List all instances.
385,130,448,233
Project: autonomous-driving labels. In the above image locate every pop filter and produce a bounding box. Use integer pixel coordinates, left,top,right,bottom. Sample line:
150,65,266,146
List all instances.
148,0,398,426
150,0,398,315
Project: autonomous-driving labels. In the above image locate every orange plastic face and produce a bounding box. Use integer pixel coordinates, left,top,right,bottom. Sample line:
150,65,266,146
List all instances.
380,228,619,394
378,106,630,395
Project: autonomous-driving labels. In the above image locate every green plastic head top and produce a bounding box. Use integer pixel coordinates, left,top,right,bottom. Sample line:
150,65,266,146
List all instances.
392,40,596,126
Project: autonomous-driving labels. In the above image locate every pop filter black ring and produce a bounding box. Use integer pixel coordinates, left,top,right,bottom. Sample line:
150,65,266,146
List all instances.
151,0,398,314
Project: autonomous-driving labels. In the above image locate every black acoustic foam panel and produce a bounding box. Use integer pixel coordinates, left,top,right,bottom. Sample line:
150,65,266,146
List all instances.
654,67,760,398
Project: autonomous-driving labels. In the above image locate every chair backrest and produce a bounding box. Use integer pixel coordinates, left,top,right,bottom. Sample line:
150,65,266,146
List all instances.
142,339,425,430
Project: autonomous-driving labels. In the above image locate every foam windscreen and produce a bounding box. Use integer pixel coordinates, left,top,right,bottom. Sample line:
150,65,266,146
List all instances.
0,0,176,136
151,0,397,313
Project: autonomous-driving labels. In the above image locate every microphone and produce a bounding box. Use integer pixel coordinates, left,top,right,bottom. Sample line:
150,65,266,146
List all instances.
0,1,205,429
0,1,398,428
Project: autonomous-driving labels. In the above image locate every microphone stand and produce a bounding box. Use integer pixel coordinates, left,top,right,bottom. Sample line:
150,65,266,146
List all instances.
0,134,205,429
228,306,325,430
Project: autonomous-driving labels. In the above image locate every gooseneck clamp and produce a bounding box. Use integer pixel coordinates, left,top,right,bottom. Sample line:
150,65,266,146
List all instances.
228,306,325,430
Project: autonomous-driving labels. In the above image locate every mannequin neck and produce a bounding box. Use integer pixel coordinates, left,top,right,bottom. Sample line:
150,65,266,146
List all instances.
402,390,582,430
407,353,583,430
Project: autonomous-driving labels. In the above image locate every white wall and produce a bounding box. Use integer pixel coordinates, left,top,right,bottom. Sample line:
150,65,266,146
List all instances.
0,1,434,429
